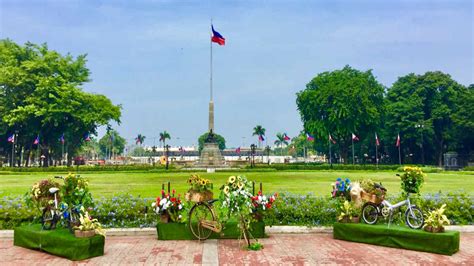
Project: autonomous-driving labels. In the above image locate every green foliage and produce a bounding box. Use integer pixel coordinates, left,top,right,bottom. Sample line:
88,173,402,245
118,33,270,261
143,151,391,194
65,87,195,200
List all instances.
0,39,121,166
296,65,385,162
98,129,126,158
399,166,425,194
159,131,171,147
424,204,450,229
198,132,226,151
247,163,400,171
61,173,93,207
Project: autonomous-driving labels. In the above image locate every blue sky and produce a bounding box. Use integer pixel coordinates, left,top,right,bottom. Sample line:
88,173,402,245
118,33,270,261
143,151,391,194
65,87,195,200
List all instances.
1,0,472,148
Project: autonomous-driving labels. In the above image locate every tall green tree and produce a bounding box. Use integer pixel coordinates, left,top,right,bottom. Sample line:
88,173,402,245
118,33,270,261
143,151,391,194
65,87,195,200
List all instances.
385,71,468,165
0,39,121,166
159,131,171,155
98,129,126,159
274,132,288,156
296,65,385,163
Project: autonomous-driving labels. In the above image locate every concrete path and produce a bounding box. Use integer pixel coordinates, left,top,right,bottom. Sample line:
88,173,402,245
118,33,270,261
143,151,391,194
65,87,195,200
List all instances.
1,233,473,265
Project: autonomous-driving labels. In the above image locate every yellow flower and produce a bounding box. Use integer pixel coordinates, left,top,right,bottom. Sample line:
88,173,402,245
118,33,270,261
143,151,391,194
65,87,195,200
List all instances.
228,176,236,184
223,186,230,194
200,180,206,186
238,182,244,189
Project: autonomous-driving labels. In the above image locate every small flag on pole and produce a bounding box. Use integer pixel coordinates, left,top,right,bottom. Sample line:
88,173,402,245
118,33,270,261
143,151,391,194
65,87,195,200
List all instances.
283,134,291,141
59,133,65,144
396,134,400,147
329,134,336,144
306,133,315,141
211,25,225,45
84,133,91,142
375,133,380,146
33,135,40,145
7,134,15,143
352,133,359,141
235,147,241,154
258,135,265,141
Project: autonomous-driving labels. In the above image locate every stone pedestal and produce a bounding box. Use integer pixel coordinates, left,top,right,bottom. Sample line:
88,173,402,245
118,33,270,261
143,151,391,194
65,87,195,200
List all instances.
198,142,224,167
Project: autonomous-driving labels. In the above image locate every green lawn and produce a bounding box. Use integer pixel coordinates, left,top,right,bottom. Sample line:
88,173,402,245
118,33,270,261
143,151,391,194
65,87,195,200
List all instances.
1,170,472,198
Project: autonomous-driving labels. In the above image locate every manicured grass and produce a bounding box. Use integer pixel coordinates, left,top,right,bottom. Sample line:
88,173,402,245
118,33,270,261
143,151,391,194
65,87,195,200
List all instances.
1,170,472,198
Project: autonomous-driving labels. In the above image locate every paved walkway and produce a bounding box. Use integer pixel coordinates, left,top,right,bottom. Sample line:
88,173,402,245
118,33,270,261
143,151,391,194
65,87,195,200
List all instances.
1,233,473,265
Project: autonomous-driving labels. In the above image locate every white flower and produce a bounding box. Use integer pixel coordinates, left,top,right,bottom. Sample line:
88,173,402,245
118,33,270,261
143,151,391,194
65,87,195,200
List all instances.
178,204,183,210
258,195,262,201
152,202,156,207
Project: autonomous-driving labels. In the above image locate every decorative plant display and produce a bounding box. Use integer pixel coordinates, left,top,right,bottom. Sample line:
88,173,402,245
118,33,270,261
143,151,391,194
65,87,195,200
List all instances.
251,191,277,221
331,178,351,200
26,179,61,207
152,189,184,223
219,175,259,248
74,209,105,238
424,204,450,233
338,200,360,223
185,174,213,202
61,173,93,207
400,166,425,194
359,179,386,204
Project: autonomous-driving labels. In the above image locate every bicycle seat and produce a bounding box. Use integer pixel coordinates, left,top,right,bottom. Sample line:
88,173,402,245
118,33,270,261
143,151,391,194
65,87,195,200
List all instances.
49,187,60,194
207,199,219,205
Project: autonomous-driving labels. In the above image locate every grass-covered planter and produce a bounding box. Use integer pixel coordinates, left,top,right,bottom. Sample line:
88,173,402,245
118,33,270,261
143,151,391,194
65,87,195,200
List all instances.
14,224,105,261
156,220,265,240
333,222,459,255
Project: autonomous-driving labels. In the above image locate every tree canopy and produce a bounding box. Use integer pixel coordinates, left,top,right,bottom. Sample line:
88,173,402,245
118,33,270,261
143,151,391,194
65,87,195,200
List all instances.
0,39,121,166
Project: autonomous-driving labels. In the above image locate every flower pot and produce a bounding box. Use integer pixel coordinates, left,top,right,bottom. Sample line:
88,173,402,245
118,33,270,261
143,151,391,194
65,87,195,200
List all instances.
185,190,213,203
424,225,445,233
339,217,351,223
160,213,170,223
74,230,96,238
252,212,264,221
361,191,384,204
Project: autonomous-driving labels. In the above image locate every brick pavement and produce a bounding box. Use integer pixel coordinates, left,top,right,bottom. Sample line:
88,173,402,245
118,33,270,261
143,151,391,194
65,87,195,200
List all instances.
1,233,473,265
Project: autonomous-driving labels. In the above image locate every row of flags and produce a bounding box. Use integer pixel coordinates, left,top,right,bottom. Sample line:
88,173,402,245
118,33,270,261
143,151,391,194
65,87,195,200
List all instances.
5,133,86,145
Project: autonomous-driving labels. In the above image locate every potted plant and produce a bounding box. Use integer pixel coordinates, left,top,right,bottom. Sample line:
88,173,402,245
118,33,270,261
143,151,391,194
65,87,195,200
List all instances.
152,189,184,223
331,178,351,201
338,200,360,223
74,211,105,238
251,191,278,221
359,179,386,204
185,174,213,202
399,166,425,195
424,204,450,233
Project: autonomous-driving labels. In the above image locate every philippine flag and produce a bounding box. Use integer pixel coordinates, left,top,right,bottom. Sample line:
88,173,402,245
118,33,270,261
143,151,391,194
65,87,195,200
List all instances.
33,135,40,145
258,135,265,142
7,134,15,143
306,133,315,141
352,133,359,141
211,25,225,45
84,133,91,142
375,133,380,146
59,133,65,144
396,134,401,147
283,134,291,141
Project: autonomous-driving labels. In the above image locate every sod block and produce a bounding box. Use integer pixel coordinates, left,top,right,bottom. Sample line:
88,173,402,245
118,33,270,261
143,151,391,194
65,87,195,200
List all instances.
333,222,459,255
14,224,105,261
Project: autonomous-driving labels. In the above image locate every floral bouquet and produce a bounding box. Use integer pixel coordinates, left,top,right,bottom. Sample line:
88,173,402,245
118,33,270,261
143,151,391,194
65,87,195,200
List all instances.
251,191,278,220
400,166,425,194
26,179,61,207
185,174,213,202
152,189,184,222
331,178,351,200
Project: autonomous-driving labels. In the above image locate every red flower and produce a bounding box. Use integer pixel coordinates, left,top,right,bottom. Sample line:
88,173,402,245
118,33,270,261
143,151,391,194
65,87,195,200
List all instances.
172,189,176,194
266,203,272,209
171,197,176,203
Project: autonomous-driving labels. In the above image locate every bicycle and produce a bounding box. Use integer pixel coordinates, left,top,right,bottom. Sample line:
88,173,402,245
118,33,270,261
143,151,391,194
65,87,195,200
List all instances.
41,176,81,231
188,199,222,240
361,184,424,229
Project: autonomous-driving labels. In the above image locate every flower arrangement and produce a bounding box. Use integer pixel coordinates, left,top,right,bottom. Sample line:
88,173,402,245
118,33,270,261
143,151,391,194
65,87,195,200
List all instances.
74,209,105,237
400,166,425,194
251,191,278,220
424,204,450,233
331,178,351,200
359,179,386,203
185,174,213,202
337,200,360,223
61,173,93,207
219,175,258,248
27,179,61,207
152,189,184,223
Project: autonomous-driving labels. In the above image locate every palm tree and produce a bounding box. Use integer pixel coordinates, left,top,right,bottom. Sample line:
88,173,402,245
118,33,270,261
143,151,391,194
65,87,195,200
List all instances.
159,131,171,155
135,134,146,157
252,125,266,148
275,133,289,156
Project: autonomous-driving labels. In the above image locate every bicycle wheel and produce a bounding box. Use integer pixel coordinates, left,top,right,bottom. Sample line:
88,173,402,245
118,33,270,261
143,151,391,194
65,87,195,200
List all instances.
189,203,215,240
405,206,424,229
42,207,57,230
67,210,81,232
362,202,379,225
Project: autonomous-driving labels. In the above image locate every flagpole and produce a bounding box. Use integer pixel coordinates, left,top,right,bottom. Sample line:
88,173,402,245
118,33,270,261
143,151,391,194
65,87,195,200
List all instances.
11,134,15,167
352,137,355,164
210,19,213,102
398,133,401,165
375,142,378,168
329,134,332,166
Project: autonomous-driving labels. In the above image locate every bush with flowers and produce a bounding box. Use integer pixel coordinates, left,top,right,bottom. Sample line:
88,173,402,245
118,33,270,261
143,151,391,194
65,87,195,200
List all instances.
152,189,185,223
400,166,425,194
251,191,278,220
26,179,61,207
219,175,260,248
60,173,93,208
331,178,351,200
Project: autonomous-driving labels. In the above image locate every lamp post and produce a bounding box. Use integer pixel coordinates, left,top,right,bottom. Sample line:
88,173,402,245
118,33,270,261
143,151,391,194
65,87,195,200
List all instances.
250,144,257,168
415,123,425,165
265,145,271,165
